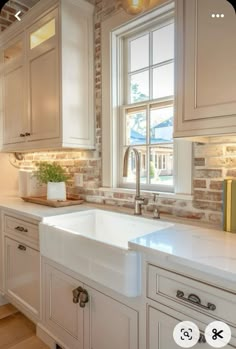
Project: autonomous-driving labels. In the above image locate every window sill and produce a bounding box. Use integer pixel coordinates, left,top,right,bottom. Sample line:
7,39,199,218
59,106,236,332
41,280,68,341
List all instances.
99,187,193,201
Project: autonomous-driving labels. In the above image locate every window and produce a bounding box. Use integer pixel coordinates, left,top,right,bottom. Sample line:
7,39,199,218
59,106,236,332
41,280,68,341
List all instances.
101,2,193,196
121,18,174,191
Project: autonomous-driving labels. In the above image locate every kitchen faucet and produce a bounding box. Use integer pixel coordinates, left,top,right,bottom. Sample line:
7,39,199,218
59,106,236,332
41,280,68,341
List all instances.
123,146,148,215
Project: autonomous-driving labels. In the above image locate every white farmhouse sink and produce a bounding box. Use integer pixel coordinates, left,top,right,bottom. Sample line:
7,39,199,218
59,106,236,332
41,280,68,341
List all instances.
39,209,172,297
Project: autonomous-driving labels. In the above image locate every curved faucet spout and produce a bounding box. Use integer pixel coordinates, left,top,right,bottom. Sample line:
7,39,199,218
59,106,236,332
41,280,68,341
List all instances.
123,146,141,199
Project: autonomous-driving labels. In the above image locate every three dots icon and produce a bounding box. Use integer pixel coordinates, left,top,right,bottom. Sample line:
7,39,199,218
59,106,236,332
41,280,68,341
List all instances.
211,13,225,18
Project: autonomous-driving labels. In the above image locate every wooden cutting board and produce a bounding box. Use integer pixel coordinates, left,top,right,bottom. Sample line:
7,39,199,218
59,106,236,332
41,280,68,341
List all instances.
21,196,84,208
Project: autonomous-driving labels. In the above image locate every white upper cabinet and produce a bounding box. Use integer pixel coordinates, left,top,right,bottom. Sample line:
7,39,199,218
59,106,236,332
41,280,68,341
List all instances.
27,9,60,143
0,0,95,151
2,35,27,145
175,0,236,139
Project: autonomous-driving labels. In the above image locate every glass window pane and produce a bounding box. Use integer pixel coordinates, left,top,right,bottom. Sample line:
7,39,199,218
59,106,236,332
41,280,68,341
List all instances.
150,106,173,143
153,24,174,64
153,63,174,99
150,146,173,185
30,19,55,50
130,71,149,103
126,110,146,145
4,41,23,63
123,147,147,184
130,34,149,72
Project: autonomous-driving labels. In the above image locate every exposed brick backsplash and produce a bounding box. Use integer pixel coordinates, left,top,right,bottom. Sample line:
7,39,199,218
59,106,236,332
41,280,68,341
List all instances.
3,0,236,227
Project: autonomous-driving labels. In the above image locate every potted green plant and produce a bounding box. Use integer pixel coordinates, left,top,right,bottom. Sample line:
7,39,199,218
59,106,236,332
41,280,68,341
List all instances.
35,162,69,201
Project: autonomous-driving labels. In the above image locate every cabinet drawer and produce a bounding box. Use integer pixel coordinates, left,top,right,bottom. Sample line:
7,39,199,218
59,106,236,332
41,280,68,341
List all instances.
148,264,236,326
4,214,39,249
148,304,236,349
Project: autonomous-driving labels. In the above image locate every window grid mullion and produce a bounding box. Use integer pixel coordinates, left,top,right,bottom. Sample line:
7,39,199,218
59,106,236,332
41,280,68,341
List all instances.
126,38,131,105
149,30,153,102
148,29,152,185
146,103,150,185
127,59,174,77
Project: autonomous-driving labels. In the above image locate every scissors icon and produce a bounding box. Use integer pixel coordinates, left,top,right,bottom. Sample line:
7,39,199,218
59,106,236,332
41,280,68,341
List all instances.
212,328,224,340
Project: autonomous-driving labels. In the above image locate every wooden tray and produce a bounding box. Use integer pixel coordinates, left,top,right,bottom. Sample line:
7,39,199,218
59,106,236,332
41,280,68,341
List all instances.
21,196,84,208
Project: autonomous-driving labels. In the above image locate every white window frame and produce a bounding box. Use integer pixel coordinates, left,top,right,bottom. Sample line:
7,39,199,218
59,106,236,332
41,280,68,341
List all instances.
101,2,193,197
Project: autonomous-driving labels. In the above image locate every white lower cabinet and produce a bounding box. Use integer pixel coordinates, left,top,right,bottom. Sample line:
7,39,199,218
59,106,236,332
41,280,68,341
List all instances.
84,286,138,349
43,263,84,349
43,260,138,349
5,237,40,320
147,264,236,349
148,305,236,349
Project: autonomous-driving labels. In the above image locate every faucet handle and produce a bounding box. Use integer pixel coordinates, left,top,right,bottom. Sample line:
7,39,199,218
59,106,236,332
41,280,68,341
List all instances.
143,197,149,205
153,193,159,202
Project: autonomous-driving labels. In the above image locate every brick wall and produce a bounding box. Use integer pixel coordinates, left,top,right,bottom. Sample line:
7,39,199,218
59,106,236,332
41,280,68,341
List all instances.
2,0,236,226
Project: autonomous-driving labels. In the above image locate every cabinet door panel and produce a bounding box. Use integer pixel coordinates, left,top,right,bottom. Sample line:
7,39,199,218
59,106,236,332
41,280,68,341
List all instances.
5,237,40,318
27,8,58,59
84,287,138,349
43,263,84,349
28,48,60,141
175,0,236,137
3,65,26,144
184,0,236,120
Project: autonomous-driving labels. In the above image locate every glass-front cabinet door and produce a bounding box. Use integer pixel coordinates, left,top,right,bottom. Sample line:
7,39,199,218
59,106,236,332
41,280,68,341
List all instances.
26,8,60,142
30,18,56,50
2,34,27,145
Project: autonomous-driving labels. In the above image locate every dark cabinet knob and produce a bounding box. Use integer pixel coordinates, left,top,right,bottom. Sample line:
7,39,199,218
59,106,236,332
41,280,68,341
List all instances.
20,133,25,137
25,132,31,136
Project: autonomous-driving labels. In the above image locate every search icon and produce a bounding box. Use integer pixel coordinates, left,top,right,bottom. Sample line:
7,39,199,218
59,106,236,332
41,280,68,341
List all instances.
173,321,200,348
183,331,191,338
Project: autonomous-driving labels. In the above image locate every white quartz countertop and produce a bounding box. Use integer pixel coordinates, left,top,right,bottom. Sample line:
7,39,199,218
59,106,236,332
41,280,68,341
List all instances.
0,196,90,221
1,196,236,284
129,222,236,282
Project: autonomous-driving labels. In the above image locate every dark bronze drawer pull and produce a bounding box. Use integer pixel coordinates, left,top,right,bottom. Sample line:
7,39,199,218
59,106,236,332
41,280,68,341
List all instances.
18,244,26,251
176,290,216,311
198,334,206,343
15,226,28,233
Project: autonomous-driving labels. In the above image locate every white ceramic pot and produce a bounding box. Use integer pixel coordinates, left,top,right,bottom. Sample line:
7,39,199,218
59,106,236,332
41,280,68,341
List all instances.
47,182,66,201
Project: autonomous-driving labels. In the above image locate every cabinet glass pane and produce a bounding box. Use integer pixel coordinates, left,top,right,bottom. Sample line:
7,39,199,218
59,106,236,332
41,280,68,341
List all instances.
126,109,146,145
153,24,174,64
130,71,149,103
30,19,55,50
130,34,149,72
4,41,23,63
153,62,174,99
